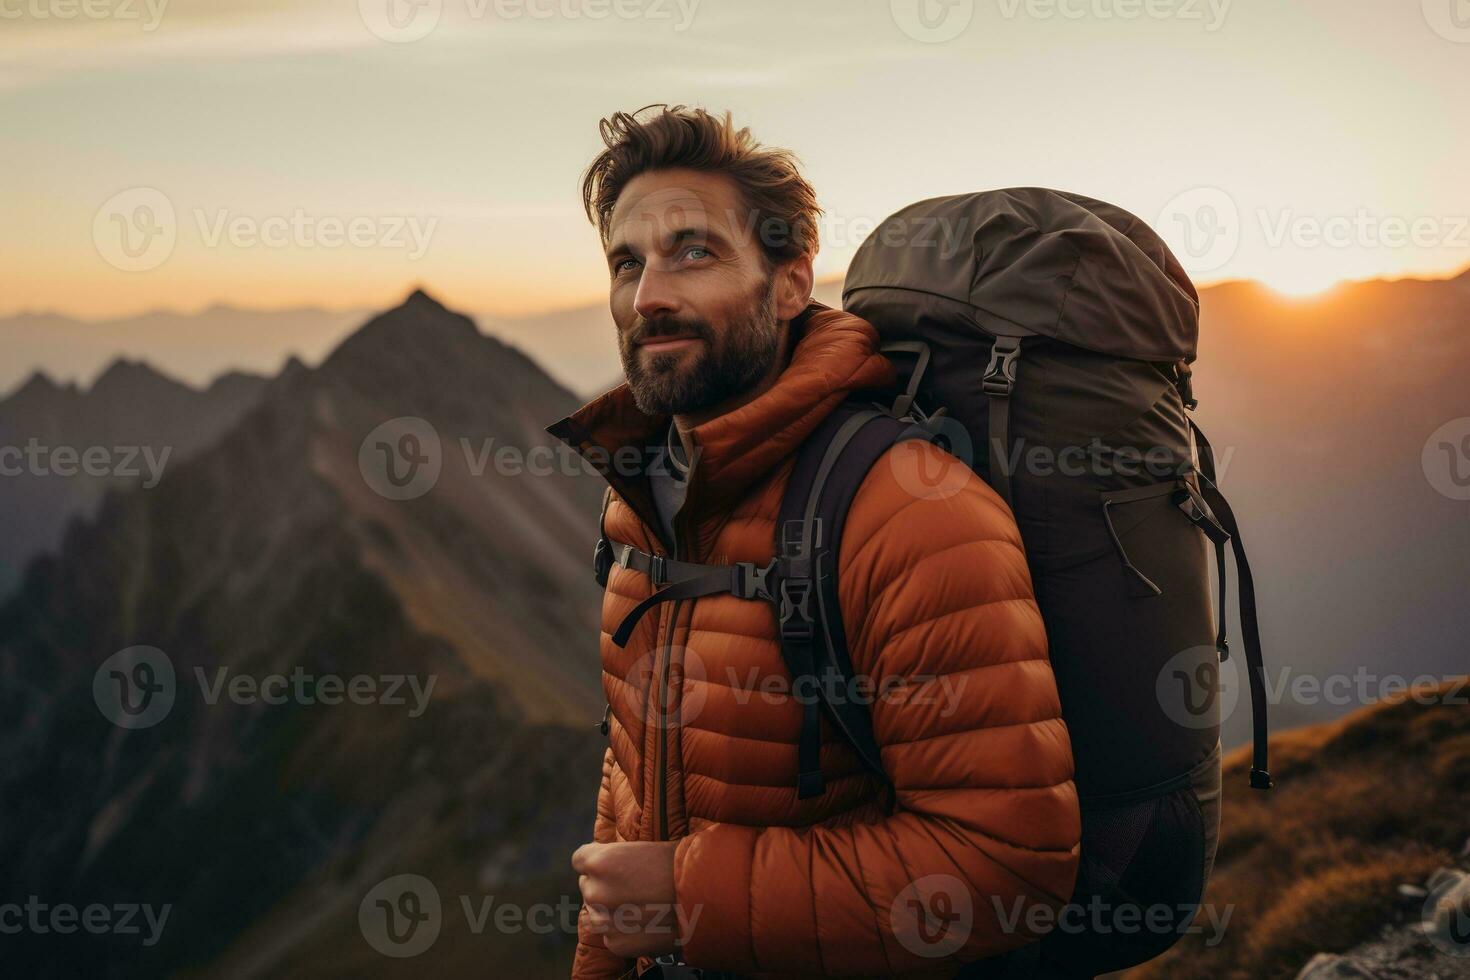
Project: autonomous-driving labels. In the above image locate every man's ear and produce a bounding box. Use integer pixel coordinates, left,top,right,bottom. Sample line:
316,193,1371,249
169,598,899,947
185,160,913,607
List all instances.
773,252,815,322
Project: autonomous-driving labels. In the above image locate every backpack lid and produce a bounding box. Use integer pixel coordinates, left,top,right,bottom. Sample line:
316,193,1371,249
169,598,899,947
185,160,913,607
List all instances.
843,187,1201,363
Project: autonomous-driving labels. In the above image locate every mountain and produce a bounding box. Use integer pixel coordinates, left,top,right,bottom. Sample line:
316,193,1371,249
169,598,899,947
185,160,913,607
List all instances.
0,360,271,593
0,290,609,977
0,305,371,396
1129,679,1470,980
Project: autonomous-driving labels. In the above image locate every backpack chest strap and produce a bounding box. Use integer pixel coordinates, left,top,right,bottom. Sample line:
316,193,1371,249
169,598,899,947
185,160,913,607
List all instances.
600,539,779,647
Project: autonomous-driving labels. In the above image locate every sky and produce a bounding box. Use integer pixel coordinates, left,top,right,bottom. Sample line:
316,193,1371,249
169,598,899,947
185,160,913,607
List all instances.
2,0,1467,320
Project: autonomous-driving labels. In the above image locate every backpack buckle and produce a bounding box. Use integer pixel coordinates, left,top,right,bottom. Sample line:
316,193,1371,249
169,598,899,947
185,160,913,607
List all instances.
778,577,814,643
1175,360,1199,411
733,560,776,602
982,336,1021,397
592,537,612,587
649,554,668,585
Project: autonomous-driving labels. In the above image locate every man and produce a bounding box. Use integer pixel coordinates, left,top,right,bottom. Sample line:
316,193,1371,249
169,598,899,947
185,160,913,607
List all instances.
547,105,1079,979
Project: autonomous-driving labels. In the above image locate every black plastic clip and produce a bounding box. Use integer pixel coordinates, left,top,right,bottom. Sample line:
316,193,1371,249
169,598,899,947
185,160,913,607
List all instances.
733,560,776,602
778,577,814,643
982,336,1022,397
592,537,612,587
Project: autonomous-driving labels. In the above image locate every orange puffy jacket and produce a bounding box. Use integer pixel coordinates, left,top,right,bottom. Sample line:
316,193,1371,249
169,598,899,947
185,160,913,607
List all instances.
548,303,1079,979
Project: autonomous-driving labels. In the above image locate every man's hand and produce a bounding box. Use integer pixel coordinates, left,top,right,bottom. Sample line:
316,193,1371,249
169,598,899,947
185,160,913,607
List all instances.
572,840,681,959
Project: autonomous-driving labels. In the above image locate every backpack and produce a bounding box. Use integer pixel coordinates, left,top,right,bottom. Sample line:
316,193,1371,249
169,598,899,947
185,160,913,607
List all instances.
594,187,1271,976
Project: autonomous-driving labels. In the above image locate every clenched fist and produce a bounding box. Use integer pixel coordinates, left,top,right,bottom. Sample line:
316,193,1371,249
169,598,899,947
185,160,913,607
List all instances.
572,840,683,959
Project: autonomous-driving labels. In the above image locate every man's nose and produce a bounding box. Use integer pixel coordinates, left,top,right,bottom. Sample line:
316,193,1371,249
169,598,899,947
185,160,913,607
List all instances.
632,264,681,322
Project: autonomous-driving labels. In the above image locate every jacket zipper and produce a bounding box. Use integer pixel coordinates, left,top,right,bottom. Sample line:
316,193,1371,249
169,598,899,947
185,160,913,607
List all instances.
653,505,684,841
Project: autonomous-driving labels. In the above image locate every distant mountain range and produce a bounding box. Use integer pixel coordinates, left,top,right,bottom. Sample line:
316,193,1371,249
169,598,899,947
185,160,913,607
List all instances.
0,360,273,594
0,280,855,403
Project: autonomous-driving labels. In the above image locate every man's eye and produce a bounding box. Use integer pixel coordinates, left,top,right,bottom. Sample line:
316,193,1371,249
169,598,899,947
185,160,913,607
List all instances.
615,257,640,273
684,246,710,261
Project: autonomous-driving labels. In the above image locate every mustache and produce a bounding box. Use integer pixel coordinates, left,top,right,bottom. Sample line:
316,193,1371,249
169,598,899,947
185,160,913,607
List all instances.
629,316,712,345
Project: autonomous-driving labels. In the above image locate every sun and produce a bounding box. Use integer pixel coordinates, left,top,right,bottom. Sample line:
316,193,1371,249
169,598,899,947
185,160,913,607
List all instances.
1260,270,1343,299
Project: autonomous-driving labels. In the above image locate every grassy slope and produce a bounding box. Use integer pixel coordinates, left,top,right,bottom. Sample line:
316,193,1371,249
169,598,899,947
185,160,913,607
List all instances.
1129,679,1470,980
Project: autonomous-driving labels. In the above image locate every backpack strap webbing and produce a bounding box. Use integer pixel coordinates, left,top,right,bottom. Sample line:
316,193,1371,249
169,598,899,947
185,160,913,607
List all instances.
982,335,1023,506
1189,419,1273,791
777,399,939,799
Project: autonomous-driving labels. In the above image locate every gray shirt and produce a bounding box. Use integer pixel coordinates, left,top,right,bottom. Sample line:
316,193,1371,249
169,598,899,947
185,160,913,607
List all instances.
648,420,689,550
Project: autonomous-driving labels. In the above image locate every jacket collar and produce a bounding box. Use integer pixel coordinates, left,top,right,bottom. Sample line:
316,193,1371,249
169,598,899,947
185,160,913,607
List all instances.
545,300,896,542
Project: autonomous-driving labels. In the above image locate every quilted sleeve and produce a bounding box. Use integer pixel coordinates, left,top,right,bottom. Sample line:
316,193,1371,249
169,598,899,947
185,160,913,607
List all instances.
672,439,1080,975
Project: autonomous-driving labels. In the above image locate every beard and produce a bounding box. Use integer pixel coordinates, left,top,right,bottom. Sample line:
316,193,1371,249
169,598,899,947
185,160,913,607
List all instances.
619,275,783,417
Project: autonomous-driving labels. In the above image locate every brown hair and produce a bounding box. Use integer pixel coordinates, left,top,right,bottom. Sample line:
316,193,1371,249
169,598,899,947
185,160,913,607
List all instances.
581,104,821,265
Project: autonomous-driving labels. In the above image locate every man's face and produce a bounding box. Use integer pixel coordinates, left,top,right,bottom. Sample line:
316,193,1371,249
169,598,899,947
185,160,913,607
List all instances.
604,168,787,417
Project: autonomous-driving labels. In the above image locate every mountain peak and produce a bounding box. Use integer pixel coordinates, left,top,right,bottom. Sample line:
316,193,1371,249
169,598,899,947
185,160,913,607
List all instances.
89,358,191,399
2,369,65,405
405,287,447,311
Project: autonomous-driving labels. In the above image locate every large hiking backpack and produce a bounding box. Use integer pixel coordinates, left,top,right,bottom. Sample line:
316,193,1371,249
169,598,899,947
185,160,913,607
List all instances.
594,188,1271,976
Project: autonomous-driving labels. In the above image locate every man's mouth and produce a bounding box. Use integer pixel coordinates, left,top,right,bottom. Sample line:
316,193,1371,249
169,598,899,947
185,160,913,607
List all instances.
638,335,702,354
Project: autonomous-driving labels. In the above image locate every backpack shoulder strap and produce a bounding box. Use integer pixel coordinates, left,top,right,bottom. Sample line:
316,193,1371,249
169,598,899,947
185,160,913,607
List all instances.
777,398,938,799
